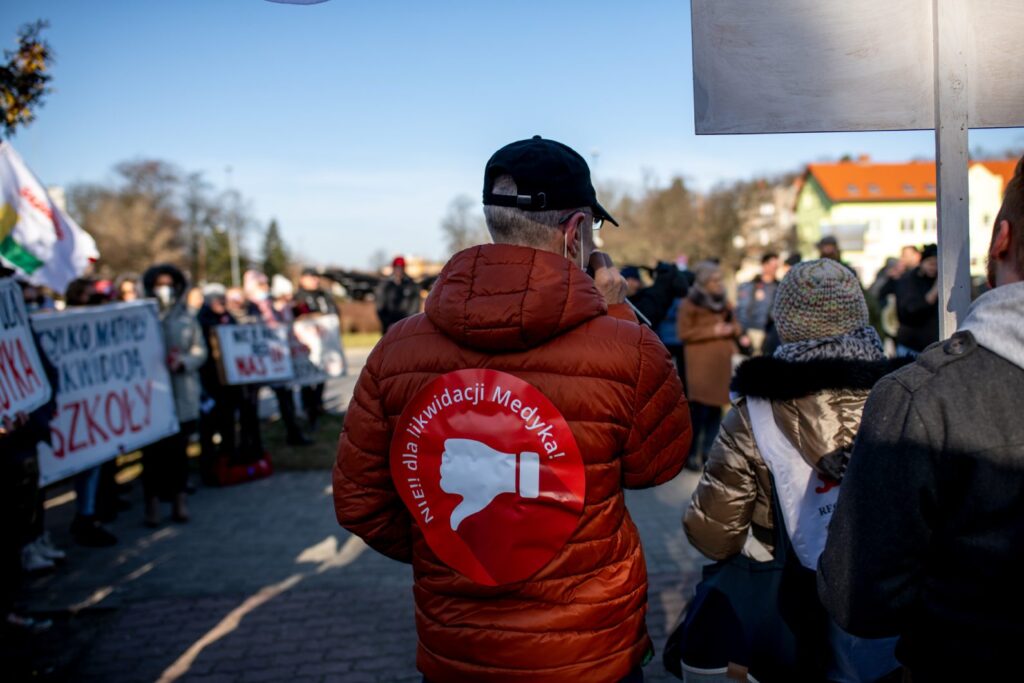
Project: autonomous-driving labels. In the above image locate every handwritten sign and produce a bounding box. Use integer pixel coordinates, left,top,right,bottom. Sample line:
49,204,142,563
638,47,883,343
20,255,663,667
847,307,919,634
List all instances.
213,323,294,385
0,276,52,419
291,313,345,386
32,301,180,485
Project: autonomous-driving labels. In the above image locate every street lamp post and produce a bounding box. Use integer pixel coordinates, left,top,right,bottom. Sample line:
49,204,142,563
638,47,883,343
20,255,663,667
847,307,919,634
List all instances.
225,165,241,289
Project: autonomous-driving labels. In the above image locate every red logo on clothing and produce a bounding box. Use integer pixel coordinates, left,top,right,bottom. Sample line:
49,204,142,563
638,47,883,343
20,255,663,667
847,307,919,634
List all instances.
390,369,585,586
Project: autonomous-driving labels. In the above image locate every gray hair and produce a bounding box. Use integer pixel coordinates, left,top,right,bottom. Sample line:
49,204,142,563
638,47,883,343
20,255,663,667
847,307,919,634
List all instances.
483,175,587,247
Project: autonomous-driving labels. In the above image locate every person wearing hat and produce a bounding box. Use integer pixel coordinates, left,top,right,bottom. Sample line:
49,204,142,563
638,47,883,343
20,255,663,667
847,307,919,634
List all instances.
884,243,939,357
684,259,907,681
374,256,421,333
334,136,692,682
817,235,858,276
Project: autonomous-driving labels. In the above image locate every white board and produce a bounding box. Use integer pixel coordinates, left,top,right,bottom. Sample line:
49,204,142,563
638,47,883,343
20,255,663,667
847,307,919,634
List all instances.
214,323,294,386
32,301,180,485
0,276,52,419
292,313,345,386
692,0,1024,134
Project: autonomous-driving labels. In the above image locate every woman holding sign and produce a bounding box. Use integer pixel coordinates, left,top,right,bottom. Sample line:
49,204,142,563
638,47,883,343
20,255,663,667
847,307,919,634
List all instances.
141,265,207,526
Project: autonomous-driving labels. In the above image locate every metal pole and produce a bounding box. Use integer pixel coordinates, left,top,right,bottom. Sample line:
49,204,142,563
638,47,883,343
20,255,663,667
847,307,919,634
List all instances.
225,165,241,289
932,0,971,338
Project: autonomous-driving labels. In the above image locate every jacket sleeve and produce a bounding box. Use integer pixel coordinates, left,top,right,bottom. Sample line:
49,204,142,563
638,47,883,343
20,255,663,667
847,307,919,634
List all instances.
180,318,208,372
333,348,412,562
818,377,939,638
896,278,936,324
620,327,692,488
684,406,758,560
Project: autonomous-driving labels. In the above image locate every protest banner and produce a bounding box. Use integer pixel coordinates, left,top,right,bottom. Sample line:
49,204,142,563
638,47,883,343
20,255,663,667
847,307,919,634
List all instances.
291,313,345,385
212,323,294,385
0,276,52,419
32,301,180,485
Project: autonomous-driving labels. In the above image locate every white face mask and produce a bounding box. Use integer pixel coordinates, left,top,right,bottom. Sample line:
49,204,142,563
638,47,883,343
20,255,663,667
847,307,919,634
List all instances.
154,285,175,306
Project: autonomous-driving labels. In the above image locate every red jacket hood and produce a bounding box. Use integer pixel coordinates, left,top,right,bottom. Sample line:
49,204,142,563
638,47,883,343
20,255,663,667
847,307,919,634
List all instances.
425,243,608,352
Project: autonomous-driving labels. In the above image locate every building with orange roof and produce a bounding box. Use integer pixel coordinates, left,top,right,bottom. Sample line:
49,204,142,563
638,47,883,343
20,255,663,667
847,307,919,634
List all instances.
795,155,1017,282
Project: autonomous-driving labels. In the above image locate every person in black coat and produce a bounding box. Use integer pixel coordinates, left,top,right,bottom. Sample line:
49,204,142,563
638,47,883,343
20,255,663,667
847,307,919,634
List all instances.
375,257,421,333
819,160,1024,681
879,244,939,356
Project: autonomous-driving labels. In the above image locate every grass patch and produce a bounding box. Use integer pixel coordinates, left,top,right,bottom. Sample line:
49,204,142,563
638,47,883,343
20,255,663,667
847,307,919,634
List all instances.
263,412,346,470
342,332,382,349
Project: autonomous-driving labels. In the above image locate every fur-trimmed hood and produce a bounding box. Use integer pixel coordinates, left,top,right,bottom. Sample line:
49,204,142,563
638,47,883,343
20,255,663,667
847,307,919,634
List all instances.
732,355,912,401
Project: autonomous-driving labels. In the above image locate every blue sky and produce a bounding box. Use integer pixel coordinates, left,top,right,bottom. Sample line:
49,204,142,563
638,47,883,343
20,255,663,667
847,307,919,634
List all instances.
7,0,1023,269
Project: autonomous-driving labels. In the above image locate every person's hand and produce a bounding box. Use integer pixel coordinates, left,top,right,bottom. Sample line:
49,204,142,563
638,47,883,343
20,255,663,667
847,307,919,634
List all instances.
167,349,184,373
739,334,751,347
714,322,733,337
926,281,940,305
589,251,627,305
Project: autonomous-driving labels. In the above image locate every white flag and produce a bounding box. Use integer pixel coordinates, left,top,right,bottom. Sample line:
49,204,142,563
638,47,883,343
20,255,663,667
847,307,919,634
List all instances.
0,141,99,293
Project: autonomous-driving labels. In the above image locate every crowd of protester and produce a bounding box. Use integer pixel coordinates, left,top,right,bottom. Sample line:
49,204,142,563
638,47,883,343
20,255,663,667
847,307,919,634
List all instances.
1,262,421,634
6,136,1023,681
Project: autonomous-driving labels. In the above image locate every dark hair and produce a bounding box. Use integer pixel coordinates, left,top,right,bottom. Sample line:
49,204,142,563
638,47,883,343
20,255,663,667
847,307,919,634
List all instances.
761,252,779,265
994,155,1024,277
784,252,802,267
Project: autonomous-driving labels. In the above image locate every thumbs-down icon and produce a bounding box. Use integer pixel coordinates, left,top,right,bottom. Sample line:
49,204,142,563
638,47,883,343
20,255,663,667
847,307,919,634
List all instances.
439,438,540,531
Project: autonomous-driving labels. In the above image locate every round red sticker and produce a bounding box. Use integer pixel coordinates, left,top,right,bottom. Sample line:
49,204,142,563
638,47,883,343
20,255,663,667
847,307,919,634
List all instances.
390,369,585,586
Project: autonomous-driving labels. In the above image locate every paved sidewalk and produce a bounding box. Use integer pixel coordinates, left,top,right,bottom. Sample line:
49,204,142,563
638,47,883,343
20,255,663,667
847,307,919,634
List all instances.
19,469,704,683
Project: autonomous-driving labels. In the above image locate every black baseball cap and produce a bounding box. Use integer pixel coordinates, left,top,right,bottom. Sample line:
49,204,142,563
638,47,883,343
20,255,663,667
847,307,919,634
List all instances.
483,136,619,226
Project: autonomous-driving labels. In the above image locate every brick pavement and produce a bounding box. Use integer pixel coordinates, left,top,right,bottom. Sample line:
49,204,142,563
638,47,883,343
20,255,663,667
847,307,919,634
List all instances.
13,346,707,683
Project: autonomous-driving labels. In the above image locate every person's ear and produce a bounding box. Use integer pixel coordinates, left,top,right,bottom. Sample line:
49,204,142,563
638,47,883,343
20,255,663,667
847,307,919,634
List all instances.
564,216,583,257
991,219,1012,261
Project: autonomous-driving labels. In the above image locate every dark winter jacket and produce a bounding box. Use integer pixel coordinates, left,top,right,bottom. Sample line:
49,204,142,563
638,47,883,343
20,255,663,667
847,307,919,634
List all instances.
375,276,421,332
293,287,339,317
819,282,1024,680
196,304,236,391
883,269,939,352
736,276,778,332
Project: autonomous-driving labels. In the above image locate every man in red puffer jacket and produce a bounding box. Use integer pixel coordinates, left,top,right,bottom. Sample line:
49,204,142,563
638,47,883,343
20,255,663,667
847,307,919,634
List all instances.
334,136,692,683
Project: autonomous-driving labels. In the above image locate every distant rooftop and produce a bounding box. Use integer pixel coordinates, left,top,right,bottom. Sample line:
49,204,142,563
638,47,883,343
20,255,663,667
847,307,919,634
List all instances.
805,156,1018,202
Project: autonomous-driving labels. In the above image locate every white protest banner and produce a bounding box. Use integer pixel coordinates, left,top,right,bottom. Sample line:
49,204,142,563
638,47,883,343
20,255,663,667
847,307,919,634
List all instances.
0,276,52,418
32,301,180,486
291,313,345,386
214,323,294,385
0,142,100,293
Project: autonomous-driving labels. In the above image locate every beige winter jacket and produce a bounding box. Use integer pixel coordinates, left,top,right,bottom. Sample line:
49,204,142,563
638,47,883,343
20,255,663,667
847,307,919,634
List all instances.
684,355,908,560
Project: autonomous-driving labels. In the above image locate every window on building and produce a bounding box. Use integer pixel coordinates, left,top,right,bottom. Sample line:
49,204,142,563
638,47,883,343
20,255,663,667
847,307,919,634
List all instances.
925,183,936,193
847,183,860,195
902,183,915,194
923,218,937,233
868,183,881,195
901,218,915,232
